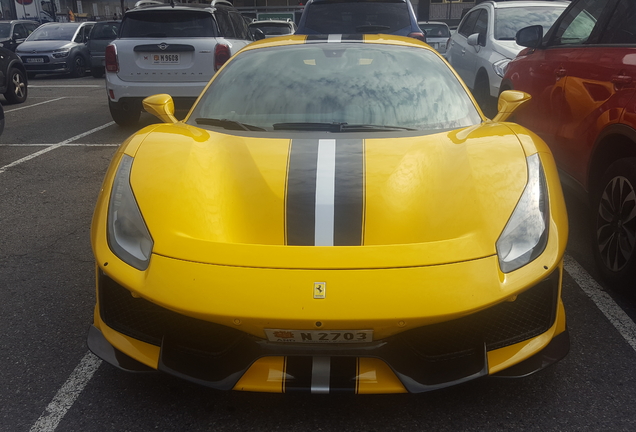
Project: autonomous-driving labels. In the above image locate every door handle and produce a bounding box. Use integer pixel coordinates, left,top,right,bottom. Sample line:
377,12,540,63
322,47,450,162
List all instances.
556,67,567,78
461,49,466,55
611,74,633,85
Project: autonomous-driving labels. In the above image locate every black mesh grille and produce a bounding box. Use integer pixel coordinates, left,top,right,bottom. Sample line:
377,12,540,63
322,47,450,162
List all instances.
99,269,559,361
99,272,243,352
399,270,559,359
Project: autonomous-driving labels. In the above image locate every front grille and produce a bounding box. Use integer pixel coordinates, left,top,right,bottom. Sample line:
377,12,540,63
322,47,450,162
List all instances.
98,272,244,354
399,270,560,359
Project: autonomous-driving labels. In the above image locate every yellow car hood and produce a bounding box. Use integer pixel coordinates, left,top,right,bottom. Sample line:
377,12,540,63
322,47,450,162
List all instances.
128,122,528,269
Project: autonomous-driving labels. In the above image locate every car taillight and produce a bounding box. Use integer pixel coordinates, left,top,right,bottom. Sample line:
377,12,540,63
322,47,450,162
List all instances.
105,44,118,73
408,32,427,43
214,44,231,71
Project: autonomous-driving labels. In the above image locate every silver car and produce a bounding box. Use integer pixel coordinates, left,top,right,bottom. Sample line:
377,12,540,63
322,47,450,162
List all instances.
418,21,451,58
16,21,95,79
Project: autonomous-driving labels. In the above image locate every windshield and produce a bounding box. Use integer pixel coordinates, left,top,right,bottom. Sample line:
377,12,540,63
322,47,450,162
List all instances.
495,6,566,40
418,23,450,38
188,44,481,132
120,11,216,38
301,1,411,34
0,23,11,38
27,23,80,41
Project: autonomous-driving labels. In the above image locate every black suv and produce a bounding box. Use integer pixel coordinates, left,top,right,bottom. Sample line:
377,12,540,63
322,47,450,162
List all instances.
0,20,39,52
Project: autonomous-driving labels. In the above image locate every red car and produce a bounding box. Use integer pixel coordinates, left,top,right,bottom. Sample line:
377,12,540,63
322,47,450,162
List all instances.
501,0,636,288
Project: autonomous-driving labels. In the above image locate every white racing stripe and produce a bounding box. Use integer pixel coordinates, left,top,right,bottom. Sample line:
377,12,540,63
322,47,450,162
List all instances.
314,139,336,246
564,255,636,351
29,352,102,432
311,357,331,394
0,122,115,174
328,34,342,43
4,97,66,113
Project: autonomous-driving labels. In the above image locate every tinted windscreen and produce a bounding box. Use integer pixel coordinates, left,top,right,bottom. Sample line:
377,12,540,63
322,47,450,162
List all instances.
302,2,411,34
495,6,566,40
120,11,216,38
27,23,80,41
189,44,480,131
418,24,450,38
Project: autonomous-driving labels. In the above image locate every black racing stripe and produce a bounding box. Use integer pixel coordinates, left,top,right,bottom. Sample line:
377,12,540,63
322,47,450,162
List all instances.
329,357,357,393
334,139,364,246
286,139,319,245
305,35,329,43
285,356,313,393
341,34,364,42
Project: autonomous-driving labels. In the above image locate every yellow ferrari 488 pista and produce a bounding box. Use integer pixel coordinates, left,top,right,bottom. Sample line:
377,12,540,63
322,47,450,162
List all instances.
88,34,569,394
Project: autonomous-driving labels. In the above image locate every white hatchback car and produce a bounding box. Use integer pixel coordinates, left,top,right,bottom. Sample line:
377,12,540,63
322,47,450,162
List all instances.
447,0,568,115
105,0,254,126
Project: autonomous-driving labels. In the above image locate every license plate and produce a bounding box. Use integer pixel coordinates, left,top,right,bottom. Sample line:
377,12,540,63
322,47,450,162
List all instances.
26,58,44,63
151,53,179,64
265,329,373,343
430,42,439,50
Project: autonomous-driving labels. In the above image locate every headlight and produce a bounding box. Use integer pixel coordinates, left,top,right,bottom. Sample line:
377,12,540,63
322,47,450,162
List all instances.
493,58,511,78
107,154,153,270
496,153,549,273
52,48,70,58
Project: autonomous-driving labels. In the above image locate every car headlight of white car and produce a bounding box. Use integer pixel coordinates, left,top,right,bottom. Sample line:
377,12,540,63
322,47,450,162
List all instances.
493,58,511,78
496,153,549,273
107,154,153,270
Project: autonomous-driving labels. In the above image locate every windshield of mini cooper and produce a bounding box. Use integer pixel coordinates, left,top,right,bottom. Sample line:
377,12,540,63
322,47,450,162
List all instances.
27,23,80,41
495,6,566,40
188,44,481,132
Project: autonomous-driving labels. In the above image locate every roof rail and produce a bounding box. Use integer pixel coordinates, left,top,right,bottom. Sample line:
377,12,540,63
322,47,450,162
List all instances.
211,0,234,7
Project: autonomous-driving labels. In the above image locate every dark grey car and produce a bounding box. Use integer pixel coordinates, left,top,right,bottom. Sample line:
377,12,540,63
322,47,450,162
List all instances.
16,21,95,78
87,21,120,78
0,20,39,52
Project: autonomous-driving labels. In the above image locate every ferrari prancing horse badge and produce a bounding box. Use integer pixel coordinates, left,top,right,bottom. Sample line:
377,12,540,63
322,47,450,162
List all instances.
314,282,326,299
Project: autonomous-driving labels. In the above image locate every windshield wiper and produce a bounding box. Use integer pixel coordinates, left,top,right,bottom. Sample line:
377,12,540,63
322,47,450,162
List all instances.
195,118,266,131
273,122,416,132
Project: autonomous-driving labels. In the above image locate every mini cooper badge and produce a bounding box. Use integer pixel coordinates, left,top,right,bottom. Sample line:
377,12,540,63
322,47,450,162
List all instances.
314,282,326,299
158,43,169,50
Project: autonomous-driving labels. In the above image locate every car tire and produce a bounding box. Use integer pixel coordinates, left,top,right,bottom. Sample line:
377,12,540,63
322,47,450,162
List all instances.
70,56,86,78
91,67,104,78
4,68,27,104
109,99,141,127
473,71,496,118
592,157,636,289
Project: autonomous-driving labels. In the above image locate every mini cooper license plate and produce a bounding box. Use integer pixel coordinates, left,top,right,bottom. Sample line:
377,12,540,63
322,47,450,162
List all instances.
265,329,373,343
152,53,179,64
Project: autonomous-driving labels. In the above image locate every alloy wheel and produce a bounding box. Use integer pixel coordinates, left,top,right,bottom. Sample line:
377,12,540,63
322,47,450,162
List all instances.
596,175,636,272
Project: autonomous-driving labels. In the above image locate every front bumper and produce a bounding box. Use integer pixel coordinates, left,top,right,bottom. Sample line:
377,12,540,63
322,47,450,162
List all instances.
89,266,568,394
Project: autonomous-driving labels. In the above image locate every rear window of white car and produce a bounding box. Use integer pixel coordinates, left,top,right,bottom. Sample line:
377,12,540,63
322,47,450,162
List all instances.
495,6,566,40
120,10,217,38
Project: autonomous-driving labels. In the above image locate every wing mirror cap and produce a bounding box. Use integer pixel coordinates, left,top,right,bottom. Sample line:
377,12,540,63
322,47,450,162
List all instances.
516,25,543,49
492,90,532,123
143,94,178,123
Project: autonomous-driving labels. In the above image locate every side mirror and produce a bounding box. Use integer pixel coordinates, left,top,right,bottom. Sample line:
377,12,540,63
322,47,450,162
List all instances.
516,25,543,49
143,94,178,123
254,29,265,41
492,90,531,123
467,33,479,46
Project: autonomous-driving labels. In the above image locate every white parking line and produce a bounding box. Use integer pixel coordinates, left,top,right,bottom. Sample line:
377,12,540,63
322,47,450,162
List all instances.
564,255,636,351
0,122,115,174
1,143,119,147
28,352,102,432
4,97,66,113
28,85,103,88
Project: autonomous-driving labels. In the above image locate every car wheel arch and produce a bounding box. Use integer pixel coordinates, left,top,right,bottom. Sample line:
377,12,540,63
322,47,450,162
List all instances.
588,124,636,196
